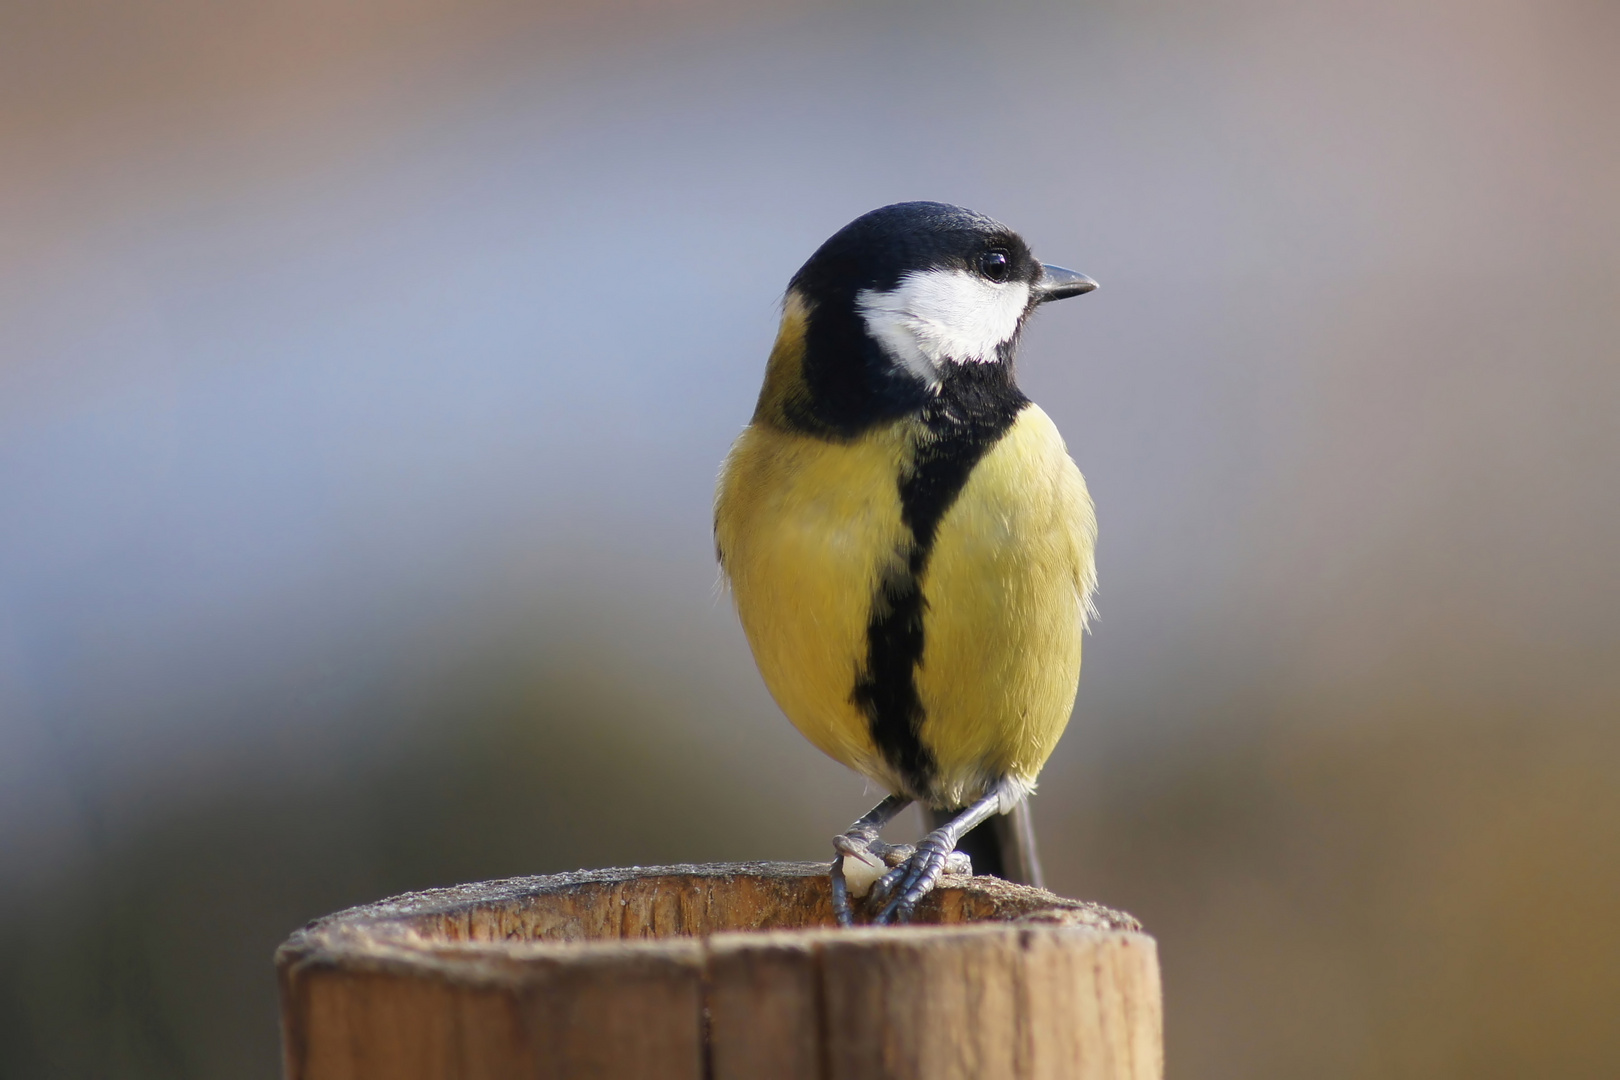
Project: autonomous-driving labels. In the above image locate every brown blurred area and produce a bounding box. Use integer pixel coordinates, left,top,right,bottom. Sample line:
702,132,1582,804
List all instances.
1,1,1617,1078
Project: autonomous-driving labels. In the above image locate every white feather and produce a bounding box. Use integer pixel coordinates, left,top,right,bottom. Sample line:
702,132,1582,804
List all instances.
856,268,1030,383
993,774,1037,815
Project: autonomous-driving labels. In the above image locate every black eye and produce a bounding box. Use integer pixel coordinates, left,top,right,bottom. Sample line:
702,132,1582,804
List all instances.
978,249,1011,283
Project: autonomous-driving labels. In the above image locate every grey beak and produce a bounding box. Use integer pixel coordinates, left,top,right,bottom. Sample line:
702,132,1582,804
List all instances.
1036,264,1098,303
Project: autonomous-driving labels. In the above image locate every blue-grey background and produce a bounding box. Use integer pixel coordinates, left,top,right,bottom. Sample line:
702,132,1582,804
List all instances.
2,1,1617,1076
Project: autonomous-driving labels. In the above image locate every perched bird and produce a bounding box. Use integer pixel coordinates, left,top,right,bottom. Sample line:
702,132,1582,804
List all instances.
714,202,1098,924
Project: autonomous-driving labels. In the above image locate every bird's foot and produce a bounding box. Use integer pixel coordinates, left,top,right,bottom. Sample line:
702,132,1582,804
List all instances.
835,834,915,867
868,832,972,924
831,834,917,925
828,794,915,926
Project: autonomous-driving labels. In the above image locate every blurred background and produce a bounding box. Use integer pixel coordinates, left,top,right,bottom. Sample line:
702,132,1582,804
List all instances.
1,0,1616,1076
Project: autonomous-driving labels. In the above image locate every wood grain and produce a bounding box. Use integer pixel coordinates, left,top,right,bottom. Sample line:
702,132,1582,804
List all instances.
276,862,1160,1080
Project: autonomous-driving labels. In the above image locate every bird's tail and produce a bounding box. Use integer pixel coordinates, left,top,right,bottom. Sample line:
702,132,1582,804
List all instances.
927,801,1045,888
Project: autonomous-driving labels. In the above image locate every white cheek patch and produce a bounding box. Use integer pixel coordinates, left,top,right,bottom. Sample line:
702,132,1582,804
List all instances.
856,269,1031,382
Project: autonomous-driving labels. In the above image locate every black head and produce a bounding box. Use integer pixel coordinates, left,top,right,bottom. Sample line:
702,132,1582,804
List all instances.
792,202,1044,303
770,202,1095,438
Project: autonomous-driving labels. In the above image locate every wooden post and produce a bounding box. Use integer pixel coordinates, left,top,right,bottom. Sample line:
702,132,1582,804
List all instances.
276,861,1161,1080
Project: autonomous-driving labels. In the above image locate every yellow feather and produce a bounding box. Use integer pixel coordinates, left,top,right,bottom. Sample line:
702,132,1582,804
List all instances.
913,405,1095,805
716,417,912,791
715,301,1096,805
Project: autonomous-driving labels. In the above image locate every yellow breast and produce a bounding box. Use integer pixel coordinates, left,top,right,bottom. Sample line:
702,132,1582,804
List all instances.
715,403,1096,806
913,404,1096,806
715,419,910,789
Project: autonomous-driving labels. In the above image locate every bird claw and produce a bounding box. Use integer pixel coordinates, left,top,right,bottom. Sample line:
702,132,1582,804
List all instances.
831,831,904,925
868,838,972,924
828,793,973,926
830,854,855,926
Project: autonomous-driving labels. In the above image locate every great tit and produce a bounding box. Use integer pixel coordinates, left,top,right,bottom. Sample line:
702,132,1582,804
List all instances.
714,202,1098,924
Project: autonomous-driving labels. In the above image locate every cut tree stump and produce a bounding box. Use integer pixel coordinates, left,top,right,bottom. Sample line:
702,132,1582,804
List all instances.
276,861,1161,1080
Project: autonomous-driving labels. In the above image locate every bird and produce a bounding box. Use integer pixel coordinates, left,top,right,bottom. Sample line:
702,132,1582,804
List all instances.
714,201,1098,924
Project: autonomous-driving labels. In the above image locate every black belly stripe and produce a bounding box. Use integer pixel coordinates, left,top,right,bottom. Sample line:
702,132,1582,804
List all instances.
851,362,1030,799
